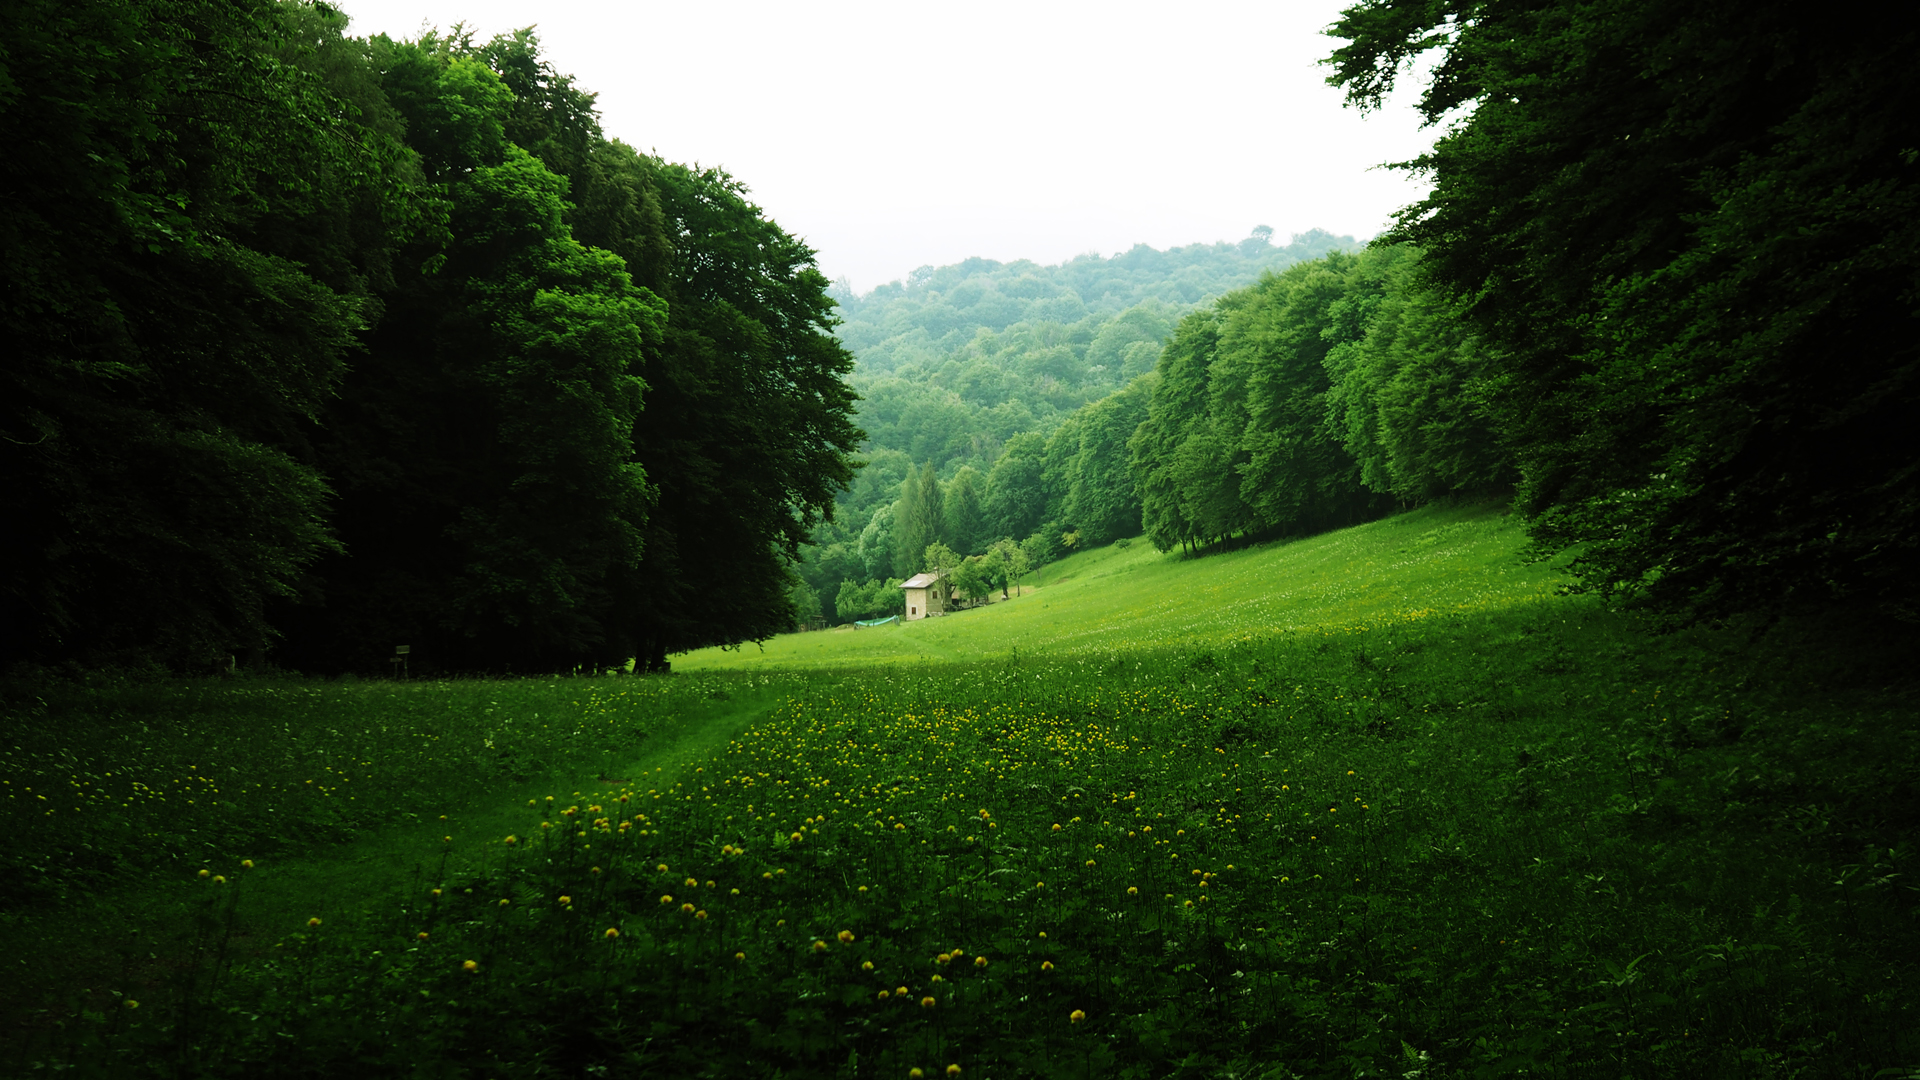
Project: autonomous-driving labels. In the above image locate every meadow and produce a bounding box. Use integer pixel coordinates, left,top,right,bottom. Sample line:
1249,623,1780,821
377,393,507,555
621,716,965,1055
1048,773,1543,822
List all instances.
4,505,1914,1078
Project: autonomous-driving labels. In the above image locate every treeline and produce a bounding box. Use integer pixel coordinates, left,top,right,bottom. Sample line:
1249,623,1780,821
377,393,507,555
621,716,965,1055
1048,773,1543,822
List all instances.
834,229,1355,475
805,0,1920,633
794,243,1504,623
1,0,860,673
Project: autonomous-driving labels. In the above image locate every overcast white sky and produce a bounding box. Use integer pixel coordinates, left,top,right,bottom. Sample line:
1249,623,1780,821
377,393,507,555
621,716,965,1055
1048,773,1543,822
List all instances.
338,0,1437,294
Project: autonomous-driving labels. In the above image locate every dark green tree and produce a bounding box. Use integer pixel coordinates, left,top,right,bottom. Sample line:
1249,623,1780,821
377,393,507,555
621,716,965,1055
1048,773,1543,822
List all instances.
0,0,417,667
1328,0,1920,623
943,466,986,554
982,432,1050,543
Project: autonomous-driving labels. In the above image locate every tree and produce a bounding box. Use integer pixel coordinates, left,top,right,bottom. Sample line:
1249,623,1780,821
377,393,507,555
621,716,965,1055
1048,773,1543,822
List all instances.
951,556,993,604
987,537,1029,598
1328,0,1920,624
891,462,943,578
279,33,662,672
612,160,861,668
922,541,960,580
982,432,1050,542
943,467,985,554
1061,377,1153,545
1227,254,1388,535
0,0,417,667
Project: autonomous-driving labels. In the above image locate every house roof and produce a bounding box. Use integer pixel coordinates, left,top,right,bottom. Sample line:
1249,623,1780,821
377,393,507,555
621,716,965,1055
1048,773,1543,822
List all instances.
900,572,945,589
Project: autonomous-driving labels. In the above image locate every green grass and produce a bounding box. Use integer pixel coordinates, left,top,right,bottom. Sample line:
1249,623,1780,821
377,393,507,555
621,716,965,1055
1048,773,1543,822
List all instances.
676,502,1560,670
5,505,1915,1078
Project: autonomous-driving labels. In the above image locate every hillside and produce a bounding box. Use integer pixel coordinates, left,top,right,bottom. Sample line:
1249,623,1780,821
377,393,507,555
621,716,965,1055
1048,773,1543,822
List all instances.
682,501,1555,670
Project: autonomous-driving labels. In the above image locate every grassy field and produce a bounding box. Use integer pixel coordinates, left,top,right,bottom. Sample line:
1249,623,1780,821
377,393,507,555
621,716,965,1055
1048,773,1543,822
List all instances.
676,502,1559,670
4,505,1915,1078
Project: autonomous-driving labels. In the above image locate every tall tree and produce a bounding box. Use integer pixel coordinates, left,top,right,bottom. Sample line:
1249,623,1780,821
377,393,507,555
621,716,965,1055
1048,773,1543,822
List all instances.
280,32,660,671
891,462,942,577
615,161,861,668
1062,377,1154,546
1328,0,1920,624
982,432,1050,543
943,466,985,554
0,0,416,667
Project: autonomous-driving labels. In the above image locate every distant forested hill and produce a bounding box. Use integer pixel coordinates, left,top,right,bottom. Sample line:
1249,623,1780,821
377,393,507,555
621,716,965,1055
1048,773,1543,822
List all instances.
791,228,1362,623
822,228,1356,514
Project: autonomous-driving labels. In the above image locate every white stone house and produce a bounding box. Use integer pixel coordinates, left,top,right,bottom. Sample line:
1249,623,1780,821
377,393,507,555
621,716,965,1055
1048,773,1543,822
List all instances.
900,571,949,621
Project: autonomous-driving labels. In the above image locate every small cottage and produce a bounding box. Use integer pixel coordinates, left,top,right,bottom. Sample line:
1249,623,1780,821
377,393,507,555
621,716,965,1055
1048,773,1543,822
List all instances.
899,571,949,621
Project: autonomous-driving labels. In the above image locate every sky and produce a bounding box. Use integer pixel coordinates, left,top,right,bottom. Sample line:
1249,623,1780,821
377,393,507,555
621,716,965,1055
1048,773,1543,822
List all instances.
338,0,1440,294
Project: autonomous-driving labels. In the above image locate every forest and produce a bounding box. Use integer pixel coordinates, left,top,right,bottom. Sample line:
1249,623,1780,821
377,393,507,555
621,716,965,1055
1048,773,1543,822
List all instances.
1,0,861,676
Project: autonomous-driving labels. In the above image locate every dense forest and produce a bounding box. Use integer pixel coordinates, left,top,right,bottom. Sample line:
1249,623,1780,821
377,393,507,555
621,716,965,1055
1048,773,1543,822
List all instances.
796,240,1512,624
805,0,1920,637
1,0,860,674
4,0,1914,667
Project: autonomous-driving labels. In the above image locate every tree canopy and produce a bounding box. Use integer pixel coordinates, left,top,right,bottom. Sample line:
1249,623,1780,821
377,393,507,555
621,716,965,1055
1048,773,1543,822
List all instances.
2,2,860,672
1327,0,1920,625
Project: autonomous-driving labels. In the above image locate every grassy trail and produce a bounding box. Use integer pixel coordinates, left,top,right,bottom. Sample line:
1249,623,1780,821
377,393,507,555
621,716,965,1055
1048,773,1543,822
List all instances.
1,678,793,1048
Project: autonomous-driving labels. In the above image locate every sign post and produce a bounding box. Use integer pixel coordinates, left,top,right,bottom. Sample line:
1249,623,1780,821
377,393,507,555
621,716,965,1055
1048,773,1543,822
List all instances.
391,644,410,680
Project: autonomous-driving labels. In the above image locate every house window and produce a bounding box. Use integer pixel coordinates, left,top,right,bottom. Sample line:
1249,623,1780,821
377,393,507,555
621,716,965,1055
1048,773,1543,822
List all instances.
910,606,916,616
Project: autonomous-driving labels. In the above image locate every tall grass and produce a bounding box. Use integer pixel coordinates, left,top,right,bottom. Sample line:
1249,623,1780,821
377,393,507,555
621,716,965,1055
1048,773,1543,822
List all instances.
5,507,1914,1077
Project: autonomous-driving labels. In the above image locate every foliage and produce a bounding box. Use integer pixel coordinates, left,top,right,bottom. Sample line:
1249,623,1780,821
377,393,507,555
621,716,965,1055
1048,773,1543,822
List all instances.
0,0,418,668
1327,0,1920,625
3,7,859,674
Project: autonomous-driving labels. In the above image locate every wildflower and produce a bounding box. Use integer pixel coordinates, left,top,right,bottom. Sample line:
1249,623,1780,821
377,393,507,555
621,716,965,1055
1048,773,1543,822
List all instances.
763,872,773,880
1041,961,1054,971
660,895,673,905
499,899,510,907
432,888,443,896
1070,1009,1086,1023
681,903,696,914
948,1066,962,1076
657,863,669,872
240,860,254,869
1051,823,1060,832
1184,900,1194,908
862,960,874,971
838,929,856,944
1127,886,1138,896
212,875,227,885
197,869,210,879
605,928,620,939
730,888,740,895
931,974,944,983
1085,859,1096,868
463,960,479,972
858,885,869,893
814,940,829,952
695,910,709,920
974,955,987,968
307,917,322,928
504,835,518,846
125,1000,139,1009
877,990,889,1000
920,996,936,1009
734,951,746,961
910,1071,925,1079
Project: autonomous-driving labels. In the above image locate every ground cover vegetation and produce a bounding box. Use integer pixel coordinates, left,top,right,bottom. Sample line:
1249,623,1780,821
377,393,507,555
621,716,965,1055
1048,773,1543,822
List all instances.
1,0,860,676
8,507,1915,1076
